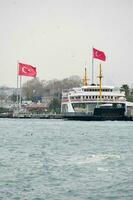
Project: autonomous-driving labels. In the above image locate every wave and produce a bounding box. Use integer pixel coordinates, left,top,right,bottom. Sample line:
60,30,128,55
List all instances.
58,154,121,167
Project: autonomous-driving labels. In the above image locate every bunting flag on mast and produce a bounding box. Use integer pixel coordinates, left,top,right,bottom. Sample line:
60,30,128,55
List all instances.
18,63,37,77
93,48,106,61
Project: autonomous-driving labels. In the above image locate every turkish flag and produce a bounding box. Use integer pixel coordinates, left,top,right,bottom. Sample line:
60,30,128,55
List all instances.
93,48,106,61
18,63,37,77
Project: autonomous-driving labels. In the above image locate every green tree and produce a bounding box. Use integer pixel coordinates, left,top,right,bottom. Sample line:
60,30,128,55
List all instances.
48,98,61,114
120,84,130,97
126,96,133,102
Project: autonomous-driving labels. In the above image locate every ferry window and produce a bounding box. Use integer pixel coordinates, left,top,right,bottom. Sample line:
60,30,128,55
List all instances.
86,96,88,99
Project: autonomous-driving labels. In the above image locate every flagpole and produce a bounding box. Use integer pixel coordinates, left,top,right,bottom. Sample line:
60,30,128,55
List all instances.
92,46,94,84
19,75,22,109
17,61,19,112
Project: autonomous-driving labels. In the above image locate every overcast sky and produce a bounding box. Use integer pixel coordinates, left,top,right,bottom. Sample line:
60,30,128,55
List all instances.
0,0,133,87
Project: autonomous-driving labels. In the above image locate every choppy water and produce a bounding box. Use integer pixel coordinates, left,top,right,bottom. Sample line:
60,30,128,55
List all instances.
0,119,133,200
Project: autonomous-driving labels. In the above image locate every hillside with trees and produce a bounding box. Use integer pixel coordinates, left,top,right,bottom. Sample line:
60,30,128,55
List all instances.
22,76,82,101
21,76,82,113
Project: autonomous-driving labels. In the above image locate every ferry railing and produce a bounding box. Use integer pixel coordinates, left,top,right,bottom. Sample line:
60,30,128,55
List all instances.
68,98,126,102
63,112,93,117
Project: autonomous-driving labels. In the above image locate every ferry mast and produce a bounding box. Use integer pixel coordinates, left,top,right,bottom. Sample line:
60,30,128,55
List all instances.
83,68,89,86
97,64,103,100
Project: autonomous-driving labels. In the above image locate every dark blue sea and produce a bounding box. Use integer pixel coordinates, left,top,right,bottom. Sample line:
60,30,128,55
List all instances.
0,118,133,200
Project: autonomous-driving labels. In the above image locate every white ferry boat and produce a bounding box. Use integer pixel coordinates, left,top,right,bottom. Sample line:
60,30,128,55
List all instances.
61,66,127,120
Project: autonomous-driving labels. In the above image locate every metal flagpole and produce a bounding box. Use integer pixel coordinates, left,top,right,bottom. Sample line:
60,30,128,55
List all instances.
92,46,94,84
19,75,22,109
17,61,19,112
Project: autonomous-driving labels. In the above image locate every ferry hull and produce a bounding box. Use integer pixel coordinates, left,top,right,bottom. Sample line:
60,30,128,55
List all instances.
62,107,127,121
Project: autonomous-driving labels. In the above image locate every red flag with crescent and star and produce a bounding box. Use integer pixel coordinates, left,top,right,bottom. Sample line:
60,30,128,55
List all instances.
18,63,37,77
93,48,106,61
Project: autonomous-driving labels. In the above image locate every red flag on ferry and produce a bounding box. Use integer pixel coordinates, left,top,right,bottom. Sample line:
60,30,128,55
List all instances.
18,63,37,77
93,48,106,61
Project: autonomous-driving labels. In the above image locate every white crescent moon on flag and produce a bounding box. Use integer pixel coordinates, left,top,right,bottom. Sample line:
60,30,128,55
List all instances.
95,51,100,57
22,66,31,74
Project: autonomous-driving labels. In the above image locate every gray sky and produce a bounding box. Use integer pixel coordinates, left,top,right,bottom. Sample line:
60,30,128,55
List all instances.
0,0,133,87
